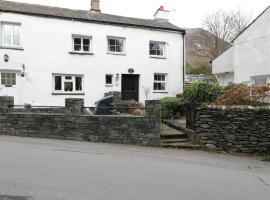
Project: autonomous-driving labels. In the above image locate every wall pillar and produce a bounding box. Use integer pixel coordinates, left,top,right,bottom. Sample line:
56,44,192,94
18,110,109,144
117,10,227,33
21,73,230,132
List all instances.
65,98,84,115
145,100,161,146
0,96,14,113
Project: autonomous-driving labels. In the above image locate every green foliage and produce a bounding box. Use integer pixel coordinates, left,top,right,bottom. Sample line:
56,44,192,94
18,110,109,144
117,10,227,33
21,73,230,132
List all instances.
160,97,187,119
262,155,270,162
183,81,224,106
186,64,212,75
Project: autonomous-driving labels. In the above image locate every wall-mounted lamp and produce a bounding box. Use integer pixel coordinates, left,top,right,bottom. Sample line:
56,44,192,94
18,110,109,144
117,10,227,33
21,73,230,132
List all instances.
116,73,120,81
4,54,9,62
21,64,26,77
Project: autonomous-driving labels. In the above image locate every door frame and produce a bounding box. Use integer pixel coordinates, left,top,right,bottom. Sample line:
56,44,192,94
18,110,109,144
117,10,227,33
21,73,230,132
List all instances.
121,74,140,101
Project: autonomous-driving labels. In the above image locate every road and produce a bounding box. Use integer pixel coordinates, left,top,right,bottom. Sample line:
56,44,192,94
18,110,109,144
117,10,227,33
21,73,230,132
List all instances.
0,136,269,200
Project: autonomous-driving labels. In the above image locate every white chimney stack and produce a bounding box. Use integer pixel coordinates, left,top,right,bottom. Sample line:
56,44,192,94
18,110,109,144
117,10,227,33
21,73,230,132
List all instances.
90,0,101,13
154,6,169,21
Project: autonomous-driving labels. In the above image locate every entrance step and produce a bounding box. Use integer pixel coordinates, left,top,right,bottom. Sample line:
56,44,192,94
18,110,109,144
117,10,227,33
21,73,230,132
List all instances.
161,142,201,150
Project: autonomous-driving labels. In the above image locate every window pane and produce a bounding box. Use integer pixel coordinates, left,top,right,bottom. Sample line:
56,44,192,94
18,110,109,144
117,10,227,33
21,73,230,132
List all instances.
83,39,90,52
109,39,116,46
75,77,82,91
55,76,62,90
13,26,20,46
109,45,116,52
83,45,89,52
83,39,90,45
3,25,12,46
74,38,81,45
74,45,81,51
1,78,5,85
64,82,73,92
106,75,113,84
65,76,72,80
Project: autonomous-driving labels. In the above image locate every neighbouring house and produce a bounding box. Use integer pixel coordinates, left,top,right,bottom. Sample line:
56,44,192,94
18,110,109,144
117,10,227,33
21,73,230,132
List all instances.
0,0,185,106
212,6,270,87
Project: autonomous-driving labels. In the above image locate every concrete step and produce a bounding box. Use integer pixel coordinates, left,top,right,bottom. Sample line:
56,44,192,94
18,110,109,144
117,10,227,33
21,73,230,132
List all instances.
161,142,201,150
160,132,188,140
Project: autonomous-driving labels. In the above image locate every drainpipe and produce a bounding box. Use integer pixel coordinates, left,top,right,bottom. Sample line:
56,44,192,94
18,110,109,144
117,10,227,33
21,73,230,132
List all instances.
182,31,186,92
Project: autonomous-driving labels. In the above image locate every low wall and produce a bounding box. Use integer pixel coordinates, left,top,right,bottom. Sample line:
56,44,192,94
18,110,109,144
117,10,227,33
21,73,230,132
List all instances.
0,97,160,147
195,106,270,154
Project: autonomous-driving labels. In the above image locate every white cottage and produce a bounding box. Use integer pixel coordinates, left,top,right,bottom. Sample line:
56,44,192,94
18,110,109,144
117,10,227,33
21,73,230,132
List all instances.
0,0,185,106
213,6,270,86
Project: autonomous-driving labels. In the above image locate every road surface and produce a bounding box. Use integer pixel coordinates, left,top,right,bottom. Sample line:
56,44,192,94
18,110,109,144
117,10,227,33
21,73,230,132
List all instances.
0,136,269,200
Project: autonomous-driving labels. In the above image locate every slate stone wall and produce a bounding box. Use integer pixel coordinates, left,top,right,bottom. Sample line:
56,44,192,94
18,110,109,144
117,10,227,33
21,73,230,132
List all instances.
0,97,160,147
195,106,270,154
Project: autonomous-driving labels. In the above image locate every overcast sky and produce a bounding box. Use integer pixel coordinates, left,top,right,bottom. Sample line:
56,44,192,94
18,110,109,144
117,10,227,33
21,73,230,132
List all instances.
7,0,270,28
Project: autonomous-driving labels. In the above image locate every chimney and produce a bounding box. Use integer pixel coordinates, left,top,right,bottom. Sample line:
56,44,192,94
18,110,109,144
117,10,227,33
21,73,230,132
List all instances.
154,6,169,21
90,0,101,13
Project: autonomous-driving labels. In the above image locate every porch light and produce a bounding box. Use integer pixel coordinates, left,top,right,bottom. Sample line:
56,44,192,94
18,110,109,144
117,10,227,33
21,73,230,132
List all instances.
4,54,9,62
116,73,119,81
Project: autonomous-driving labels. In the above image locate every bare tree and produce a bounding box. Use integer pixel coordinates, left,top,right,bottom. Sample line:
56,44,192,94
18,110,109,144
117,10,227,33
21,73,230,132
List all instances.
193,8,252,61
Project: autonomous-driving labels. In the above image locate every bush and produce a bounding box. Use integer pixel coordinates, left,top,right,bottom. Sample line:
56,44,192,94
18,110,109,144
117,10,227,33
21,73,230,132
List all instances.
183,82,224,106
114,100,144,116
215,84,270,106
160,97,186,119
262,155,270,162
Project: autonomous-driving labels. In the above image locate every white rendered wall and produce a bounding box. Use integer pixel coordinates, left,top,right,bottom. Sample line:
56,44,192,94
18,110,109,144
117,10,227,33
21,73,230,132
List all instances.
215,73,234,86
233,8,270,83
212,47,234,74
0,12,184,106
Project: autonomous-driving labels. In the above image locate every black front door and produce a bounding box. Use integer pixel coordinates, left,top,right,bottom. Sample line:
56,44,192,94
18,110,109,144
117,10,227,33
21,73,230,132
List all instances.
121,74,139,101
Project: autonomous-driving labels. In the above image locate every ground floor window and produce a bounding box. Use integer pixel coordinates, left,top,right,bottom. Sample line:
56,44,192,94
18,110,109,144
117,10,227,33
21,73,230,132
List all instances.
253,76,268,86
1,72,16,87
105,74,113,86
53,74,83,93
153,73,167,92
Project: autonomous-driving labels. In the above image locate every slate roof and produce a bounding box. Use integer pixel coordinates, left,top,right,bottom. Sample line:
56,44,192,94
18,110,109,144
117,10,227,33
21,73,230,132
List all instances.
0,0,185,33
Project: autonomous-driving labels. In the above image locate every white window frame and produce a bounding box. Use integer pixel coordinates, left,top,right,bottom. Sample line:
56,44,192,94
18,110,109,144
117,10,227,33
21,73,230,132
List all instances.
105,74,114,86
149,41,166,58
153,73,167,92
1,22,21,48
72,34,92,53
0,71,17,87
252,76,269,86
107,36,125,55
52,74,84,94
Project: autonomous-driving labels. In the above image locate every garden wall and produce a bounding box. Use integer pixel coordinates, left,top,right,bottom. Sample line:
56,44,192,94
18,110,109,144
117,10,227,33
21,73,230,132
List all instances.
0,96,160,147
195,106,270,154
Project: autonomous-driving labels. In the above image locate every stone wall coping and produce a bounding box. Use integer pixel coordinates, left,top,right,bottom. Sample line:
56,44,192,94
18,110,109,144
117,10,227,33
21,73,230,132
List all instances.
199,105,270,111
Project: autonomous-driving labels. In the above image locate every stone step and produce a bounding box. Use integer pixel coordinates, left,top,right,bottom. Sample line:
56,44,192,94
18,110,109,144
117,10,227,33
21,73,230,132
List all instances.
161,142,201,150
161,138,189,144
160,132,188,140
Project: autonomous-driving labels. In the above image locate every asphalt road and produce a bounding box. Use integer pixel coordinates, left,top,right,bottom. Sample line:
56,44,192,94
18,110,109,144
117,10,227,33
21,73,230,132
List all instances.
0,136,269,200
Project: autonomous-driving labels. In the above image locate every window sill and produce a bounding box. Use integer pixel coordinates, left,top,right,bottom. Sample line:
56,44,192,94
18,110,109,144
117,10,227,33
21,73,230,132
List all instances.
107,52,126,56
0,46,24,51
52,92,85,95
149,55,166,59
69,52,94,55
153,91,168,94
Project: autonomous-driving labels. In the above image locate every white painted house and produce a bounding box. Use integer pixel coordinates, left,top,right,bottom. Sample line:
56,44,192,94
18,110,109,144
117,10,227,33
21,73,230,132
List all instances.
0,0,185,106
213,6,270,87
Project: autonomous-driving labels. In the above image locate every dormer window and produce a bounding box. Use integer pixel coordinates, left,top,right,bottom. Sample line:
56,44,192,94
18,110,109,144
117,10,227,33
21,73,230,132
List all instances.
2,23,21,47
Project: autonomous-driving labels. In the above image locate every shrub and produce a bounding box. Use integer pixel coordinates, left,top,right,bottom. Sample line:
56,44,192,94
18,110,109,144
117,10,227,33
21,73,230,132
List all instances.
183,82,224,106
215,84,270,106
114,100,144,115
262,155,270,162
160,97,186,119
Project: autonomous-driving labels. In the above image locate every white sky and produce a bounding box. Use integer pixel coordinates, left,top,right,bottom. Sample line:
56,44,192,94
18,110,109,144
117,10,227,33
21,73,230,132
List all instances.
6,0,270,28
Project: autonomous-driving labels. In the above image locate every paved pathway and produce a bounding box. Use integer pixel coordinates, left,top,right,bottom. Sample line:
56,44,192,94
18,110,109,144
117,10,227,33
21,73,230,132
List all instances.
0,136,269,200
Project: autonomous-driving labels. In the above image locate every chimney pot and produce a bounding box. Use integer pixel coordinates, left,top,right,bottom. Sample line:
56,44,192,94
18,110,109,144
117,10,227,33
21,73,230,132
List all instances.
154,6,169,21
160,6,164,11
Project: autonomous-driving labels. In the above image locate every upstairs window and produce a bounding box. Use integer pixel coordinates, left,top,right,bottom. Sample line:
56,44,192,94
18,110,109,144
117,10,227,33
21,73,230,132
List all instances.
1,72,16,87
149,41,165,57
2,23,21,47
153,73,167,92
53,74,83,94
72,35,92,53
107,37,125,54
